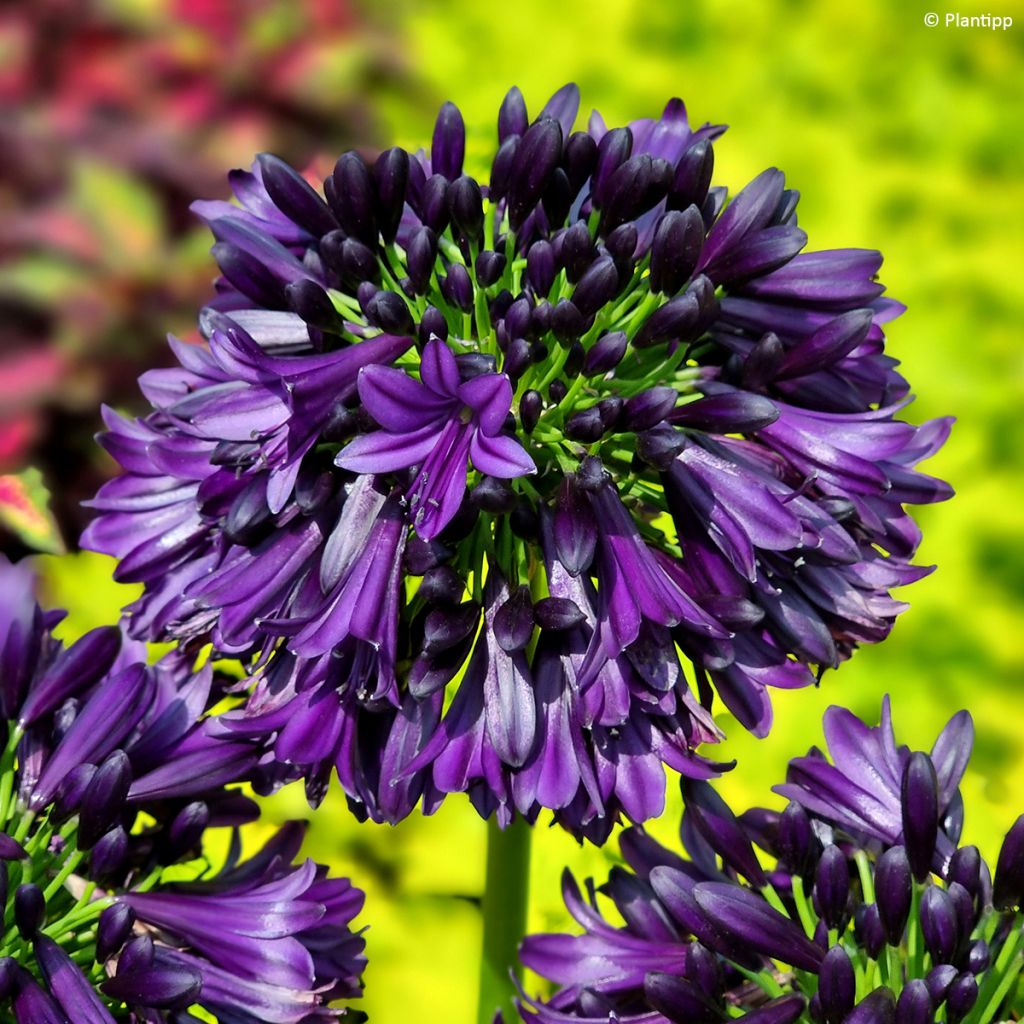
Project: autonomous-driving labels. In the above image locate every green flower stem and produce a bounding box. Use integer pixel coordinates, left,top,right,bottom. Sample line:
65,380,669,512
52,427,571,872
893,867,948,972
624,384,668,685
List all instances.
790,875,818,940
477,816,532,1024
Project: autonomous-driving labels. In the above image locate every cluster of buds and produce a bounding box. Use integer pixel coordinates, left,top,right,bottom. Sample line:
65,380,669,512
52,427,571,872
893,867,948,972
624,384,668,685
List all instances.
518,699,1024,1024
0,556,365,1021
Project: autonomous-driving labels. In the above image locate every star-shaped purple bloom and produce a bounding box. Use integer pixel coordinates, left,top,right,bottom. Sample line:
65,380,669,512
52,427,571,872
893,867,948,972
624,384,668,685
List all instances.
335,338,535,539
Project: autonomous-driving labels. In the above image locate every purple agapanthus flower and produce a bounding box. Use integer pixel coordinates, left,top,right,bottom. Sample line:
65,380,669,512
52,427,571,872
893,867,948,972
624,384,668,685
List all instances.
517,699,1020,1024
0,556,367,1022
84,84,950,836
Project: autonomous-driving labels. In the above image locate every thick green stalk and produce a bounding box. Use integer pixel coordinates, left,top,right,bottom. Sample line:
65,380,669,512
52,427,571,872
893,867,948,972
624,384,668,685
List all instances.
477,817,532,1024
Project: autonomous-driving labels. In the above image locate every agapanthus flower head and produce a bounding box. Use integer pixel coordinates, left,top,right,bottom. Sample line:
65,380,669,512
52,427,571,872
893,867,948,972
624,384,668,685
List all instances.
85,83,950,837
518,698,1022,1024
0,555,365,1021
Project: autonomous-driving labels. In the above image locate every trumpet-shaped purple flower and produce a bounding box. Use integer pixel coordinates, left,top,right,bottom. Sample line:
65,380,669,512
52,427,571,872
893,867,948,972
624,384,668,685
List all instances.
84,84,949,835
337,339,535,538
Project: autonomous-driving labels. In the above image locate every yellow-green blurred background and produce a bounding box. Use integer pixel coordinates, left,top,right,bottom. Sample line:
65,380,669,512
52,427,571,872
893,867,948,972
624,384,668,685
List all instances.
5,0,1024,1021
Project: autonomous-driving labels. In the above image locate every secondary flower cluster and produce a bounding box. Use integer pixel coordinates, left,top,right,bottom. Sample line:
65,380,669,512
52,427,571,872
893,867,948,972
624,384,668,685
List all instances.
84,83,951,838
518,698,1024,1024
0,555,365,1022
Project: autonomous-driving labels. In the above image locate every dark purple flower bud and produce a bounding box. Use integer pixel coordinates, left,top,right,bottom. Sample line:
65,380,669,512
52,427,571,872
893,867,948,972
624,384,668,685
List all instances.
526,240,557,296
432,101,466,180
583,330,628,375
365,290,414,335
564,340,585,379
592,126,633,207
601,155,672,232
448,175,484,247
777,309,874,380
549,379,568,404
331,151,377,244
692,882,823,971
503,338,532,381
553,476,598,575
494,586,535,653
211,242,285,306
498,86,528,142
687,942,722,1000
624,386,677,432
510,498,539,541
502,296,531,339
284,279,340,332
422,602,480,656
97,903,135,962
551,299,586,343
901,751,940,883
508,118,564,228
54,763,96,822
634,291,702,348
605,222,639,268
418,566,466,607
407,227,438,294
845,988,896,1024
519,390,542,433
925,964,958,1005
257,153,338,237
79,750,132,850
164,801,210,864
374,146,410,243
670,390,779,433
945,793,966,852
419,305,448,344
597,396,623,430
0,833,26,861
35,934,115,1023
777,802,817,878
475,250,506,288
420,174,450,233
815,845,850,930
855,903,886,959
895,979,932,1024
643,973,722,1024
533,597,585,631
15,883,45,937
572,255,619,317
0,958,13,1002
333,234,379,285
993,813,1024,910
118,934,154,974
561,222,597,283
946,881,976,946
542,168,573,228
18,626,122,729
102,961,202,1010
683,780,767,886
946,845,982,899
530,301,552,336
471,476,518,514
741,330,786,390
876,846,913,945
489,136,519,202
818,944,855,1024
650,206,705,294
90,825,128,878
441,264,474,313
967,939,989,974
669,139,715,210
564,132,599,196
920,884,958,964
946,974,977,1024
564,406,606,443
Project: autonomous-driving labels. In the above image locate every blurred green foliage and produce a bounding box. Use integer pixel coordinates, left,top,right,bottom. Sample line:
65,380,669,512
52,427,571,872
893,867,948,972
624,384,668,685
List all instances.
33,0,1024,1020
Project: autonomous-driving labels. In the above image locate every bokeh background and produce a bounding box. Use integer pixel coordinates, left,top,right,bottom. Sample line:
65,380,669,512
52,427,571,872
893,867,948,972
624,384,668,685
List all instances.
3,0,1024,1021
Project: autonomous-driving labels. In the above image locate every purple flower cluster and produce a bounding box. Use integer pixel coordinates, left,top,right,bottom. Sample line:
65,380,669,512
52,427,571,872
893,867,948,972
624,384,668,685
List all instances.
0,555,365,1022
84,83,950,837
518,699,1024,1024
